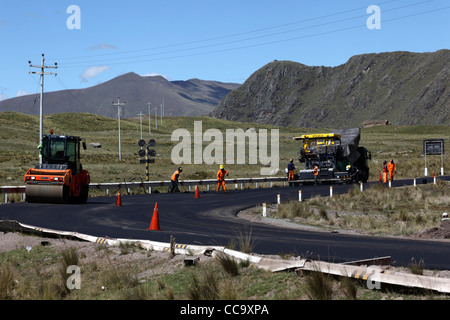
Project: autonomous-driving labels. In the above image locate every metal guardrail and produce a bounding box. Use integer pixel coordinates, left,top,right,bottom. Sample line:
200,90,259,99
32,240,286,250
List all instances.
2,175,445,203
0,177,290,203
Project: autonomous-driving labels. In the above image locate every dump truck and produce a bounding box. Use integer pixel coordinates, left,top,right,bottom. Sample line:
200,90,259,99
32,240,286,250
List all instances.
291,128,371,185
24,134,90,203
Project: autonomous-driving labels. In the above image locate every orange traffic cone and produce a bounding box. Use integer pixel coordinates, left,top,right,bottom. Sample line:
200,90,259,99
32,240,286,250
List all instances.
378,173,382,182
194,185,200,198
432,170,435,177
115,190,122,206
148,202,161,231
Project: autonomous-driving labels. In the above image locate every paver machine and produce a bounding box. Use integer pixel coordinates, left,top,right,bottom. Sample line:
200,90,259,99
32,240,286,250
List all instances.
292,128,371,184
24,133,90,203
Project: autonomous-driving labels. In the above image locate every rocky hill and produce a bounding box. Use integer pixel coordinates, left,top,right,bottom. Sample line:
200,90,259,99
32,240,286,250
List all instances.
211,50,449,128
0,72,240,118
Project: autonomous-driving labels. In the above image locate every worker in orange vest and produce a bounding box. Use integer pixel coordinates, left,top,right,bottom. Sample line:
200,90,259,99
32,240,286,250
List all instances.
287,159,295,186
216,165,229,192
382,161,388,183
169,167,182,193
313,164,319,185
387,159,397,181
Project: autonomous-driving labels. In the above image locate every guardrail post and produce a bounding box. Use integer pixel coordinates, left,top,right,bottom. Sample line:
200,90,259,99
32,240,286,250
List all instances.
330,186,333,197
262,203,266,217
298,190,302,202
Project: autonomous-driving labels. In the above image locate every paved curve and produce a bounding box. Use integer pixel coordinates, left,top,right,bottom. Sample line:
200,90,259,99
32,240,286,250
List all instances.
1,176,449,269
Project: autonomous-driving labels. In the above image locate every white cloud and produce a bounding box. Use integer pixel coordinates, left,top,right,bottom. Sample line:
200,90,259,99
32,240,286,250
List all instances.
16,90,32,97
80,66,111,82
141,72,170,81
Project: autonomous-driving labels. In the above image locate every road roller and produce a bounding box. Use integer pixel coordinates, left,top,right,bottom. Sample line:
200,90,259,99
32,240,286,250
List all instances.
24,134,90,203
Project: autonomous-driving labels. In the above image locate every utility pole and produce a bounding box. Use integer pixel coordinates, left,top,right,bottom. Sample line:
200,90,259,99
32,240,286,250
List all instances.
112,98,126,161
28,54,57,164
161,98,164,125
137,111,144,139
147,102,151,134
154,106,158,130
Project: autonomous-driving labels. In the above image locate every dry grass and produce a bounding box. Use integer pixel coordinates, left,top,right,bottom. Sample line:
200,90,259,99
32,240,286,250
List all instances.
276,180,449,236
1,233,449,300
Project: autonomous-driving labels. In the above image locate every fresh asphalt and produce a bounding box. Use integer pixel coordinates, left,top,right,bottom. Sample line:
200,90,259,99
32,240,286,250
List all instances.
1,176,449,269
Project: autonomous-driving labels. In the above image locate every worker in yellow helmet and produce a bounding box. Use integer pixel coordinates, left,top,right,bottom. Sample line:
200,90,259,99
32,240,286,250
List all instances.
216,165,229,192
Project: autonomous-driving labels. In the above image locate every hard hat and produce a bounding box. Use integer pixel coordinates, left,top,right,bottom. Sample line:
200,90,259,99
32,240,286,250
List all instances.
178,167,182,172
220,165,224,169
443,212,448,218
289,159,293,162
346,165,351,170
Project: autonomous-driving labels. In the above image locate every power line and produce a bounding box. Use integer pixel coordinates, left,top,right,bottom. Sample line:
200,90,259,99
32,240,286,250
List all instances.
50,1,446,69
55,4,449,69
49,0,402,62
55,75,85,108
63,0,433,67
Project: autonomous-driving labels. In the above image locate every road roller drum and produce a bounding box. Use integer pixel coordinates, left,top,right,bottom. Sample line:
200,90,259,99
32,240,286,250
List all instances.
24,134,90,204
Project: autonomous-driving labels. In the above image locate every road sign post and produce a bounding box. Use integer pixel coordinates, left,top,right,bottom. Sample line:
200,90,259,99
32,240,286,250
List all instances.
423,139,444,176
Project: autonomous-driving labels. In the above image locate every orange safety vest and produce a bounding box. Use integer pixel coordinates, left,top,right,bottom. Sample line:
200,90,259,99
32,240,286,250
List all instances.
313,166,319,176
217,169,228,180
171,170,181,182
388,162,396,174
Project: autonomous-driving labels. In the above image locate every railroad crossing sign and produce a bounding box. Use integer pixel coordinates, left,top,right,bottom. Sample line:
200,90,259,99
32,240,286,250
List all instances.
138,139,156,181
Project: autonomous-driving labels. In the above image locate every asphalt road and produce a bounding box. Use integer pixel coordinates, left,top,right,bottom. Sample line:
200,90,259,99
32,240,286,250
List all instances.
1,176,449,269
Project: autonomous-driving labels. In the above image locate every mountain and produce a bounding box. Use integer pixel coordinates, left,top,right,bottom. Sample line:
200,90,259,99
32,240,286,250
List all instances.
210,50,449,128
0,72,240,118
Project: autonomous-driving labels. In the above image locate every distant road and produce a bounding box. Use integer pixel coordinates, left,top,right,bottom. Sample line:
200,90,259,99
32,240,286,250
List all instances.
1,176,449,269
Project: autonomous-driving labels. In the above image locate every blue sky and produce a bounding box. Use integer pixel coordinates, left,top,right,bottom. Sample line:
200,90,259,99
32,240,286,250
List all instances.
0,0,449,101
